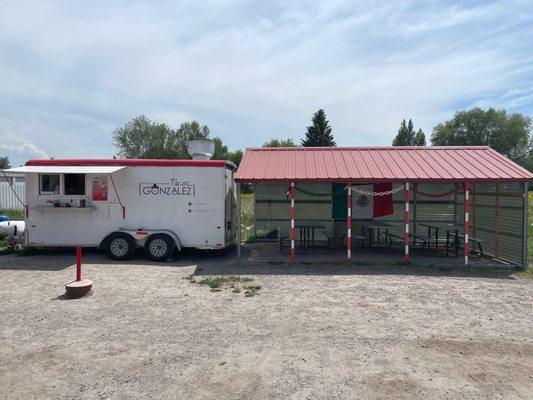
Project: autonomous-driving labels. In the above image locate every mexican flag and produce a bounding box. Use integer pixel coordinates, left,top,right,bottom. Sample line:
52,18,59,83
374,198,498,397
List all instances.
351,183,394,219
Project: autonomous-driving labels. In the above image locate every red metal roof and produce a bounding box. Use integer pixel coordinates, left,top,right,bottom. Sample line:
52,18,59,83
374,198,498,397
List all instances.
26,159,230,168
236,146,533,183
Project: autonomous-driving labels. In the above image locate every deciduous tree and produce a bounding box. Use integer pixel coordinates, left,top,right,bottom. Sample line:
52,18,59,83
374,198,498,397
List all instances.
431,107,532,168
113,115,183,159
0,156,10,169
112,116,244,166
262,138,297,147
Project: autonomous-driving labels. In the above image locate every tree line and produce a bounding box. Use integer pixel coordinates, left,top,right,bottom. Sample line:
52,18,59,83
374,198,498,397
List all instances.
391,108,532,170
112,107,531,170
112,109,336,167
1,106,531,171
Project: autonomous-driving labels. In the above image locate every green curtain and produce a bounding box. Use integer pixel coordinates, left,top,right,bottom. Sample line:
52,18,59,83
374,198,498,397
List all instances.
331,184,347,220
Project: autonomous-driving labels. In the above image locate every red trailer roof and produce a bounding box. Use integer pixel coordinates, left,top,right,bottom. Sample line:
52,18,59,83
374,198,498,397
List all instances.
236,146,532,183
25,159,231,168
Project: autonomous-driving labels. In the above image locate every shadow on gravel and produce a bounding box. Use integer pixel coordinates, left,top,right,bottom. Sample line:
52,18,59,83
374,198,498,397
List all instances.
195,263,515,279
0,258,73,271
0,245,519,280
192,262,518,280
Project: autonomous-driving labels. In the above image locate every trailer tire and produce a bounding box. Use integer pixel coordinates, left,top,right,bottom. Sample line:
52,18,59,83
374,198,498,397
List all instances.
105,232,136,260
144,234,175,261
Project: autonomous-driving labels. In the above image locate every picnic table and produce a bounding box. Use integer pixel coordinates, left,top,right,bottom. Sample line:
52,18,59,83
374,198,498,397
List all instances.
360,221,396,248
418,222,461,257
295,224,326,250
279,224,326,253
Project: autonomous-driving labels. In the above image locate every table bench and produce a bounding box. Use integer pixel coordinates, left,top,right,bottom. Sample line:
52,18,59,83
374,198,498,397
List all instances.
387,232,432,253
456,234,484,256
279,225,328,253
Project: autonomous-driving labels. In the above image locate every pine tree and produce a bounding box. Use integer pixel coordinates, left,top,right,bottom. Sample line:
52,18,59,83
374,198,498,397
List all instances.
392,119,426,146
414,128,426,146
301,109,336,147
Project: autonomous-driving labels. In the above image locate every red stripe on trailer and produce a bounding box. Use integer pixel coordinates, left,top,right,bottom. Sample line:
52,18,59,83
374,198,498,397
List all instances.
25,159,229,168
464,182,470,266
404,182,410,264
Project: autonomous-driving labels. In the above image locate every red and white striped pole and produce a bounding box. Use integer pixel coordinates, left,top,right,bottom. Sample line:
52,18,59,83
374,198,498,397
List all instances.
290,182,296,263
347,183,352,259
404,182,410,264
464,182,470,266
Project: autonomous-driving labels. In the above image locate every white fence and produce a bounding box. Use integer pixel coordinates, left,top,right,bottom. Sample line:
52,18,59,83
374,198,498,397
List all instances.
0,182,25,210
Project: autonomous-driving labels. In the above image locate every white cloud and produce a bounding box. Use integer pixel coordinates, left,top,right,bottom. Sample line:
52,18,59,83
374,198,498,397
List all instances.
0,0,531,156
0,142,50,164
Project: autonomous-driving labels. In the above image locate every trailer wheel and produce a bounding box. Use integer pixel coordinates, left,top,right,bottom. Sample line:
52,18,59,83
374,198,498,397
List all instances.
144,234,175,261
105,233,136,260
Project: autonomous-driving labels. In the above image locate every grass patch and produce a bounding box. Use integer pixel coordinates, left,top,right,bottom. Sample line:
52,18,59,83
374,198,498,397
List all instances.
0,209,24,254
0,244,47,257
0,209,25,220
198,275,253,290
0,243,17,255
241,193,254,243
515,268,533,278
186,273,261,296
244,285,262,297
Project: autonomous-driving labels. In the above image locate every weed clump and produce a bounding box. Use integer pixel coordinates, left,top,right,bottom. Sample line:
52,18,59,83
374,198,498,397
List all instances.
244,285,261,297
186,274,260,296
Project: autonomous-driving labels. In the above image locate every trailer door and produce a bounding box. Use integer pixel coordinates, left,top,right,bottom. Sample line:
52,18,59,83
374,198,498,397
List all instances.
225,167,236,244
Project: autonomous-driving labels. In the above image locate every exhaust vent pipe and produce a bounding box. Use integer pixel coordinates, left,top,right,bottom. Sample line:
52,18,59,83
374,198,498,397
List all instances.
188,139,215,160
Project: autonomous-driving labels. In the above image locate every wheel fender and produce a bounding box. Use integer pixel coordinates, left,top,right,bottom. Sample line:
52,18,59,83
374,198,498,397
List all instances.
98,231,136,250
153,230,182,250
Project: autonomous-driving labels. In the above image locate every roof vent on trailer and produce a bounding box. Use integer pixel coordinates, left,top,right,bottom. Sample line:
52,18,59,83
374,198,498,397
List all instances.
188,139,215,160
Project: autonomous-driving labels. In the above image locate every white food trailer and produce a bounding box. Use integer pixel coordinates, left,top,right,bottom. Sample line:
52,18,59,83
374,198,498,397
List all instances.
3,158,237,261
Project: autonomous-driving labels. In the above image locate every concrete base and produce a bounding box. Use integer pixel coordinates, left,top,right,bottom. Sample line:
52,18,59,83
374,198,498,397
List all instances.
64,279,93,299
241,242,509,268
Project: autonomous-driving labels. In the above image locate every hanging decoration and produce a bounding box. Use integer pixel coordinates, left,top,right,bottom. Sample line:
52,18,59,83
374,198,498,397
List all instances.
413,185,462,198
284,183,401,219
284,186,347,198
351,183,397,218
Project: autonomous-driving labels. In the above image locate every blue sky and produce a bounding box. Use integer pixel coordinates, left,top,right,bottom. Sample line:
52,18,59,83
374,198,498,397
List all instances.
1,0,532,166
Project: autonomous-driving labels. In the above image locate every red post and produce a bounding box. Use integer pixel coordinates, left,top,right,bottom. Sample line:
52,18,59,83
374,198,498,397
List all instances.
76,246,82,281
347,183,352,259
290,182,296,263
404,182,410,264
464,182,470,266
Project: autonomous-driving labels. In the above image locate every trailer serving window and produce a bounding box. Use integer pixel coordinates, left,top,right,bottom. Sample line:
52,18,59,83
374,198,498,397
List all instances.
65,173,85,195
39,174,60,195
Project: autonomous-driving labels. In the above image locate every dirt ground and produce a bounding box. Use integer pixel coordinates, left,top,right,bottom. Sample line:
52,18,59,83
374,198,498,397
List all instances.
0,249,532,400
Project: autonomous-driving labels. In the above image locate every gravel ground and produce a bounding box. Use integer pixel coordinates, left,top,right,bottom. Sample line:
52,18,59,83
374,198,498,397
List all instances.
0,249,532,400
